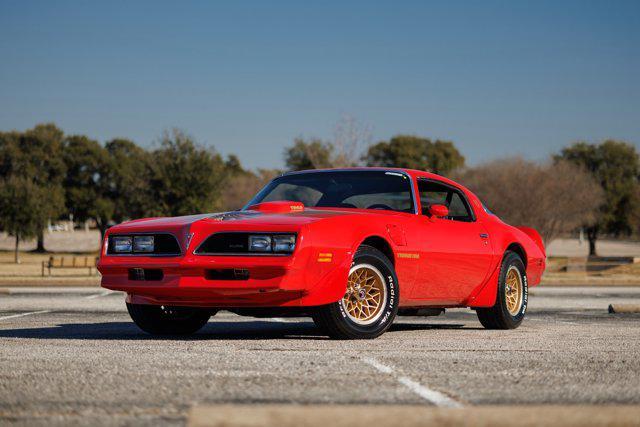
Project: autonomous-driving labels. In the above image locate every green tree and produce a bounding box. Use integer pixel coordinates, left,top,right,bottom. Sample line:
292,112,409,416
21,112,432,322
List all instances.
224,154,244,175
284,138,334,171
283,115,371,171
23,124,67,251
0,124,66,252
105,138,155,222
151,129,226,216
62,135,113,239
556,140,640,256
364,135,465,175
0,177,46,263
221,154,280,211
0,131,22,177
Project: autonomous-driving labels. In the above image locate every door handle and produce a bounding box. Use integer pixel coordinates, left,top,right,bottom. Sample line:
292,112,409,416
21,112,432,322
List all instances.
479,233,489,239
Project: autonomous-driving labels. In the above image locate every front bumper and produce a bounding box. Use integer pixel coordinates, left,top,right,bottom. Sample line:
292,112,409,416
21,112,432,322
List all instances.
97,252,348,308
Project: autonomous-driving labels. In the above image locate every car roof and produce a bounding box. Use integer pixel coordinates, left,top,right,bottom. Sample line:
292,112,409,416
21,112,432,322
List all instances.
280,167,480,204
281,167,453,185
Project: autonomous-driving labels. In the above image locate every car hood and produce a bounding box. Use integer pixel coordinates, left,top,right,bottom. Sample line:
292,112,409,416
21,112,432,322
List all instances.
109,209,374,234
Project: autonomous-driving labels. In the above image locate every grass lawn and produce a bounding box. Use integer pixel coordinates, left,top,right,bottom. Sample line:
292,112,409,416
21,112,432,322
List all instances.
0,251,101,287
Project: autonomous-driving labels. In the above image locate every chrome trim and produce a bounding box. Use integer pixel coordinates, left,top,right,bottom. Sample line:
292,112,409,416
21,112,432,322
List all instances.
105,232,183,257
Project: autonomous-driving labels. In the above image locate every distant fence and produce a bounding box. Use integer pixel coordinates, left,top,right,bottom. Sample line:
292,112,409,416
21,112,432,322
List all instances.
42,256,99,276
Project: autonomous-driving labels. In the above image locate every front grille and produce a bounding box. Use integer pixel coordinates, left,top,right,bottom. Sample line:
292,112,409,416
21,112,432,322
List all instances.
196,233,249,254
107,233,181,256
194,232,296,255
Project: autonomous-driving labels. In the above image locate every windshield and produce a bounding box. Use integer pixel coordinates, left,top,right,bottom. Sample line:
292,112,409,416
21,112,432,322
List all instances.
245,170,415,213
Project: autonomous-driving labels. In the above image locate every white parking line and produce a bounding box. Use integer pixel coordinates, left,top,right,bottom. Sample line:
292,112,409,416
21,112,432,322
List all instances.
0,310,51,322
270,317,295,323
529,317,579,326
362,357,463,408
83,290,113,300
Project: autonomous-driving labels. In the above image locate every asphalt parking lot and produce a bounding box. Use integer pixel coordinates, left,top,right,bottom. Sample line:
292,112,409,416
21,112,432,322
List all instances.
1,286,639,426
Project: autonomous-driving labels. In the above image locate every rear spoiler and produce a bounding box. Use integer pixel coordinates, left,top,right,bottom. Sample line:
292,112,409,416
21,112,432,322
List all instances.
516,226,546,257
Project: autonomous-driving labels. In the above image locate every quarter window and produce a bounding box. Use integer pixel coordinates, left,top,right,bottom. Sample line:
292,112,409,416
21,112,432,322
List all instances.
418,180,474,222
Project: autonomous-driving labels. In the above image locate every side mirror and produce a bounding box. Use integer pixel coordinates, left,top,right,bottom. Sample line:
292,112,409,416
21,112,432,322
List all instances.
428,204,449,218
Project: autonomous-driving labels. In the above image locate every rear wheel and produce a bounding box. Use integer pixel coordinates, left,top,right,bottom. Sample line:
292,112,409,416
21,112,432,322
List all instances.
476,250,528,329
312,245,398,339
126,303,213,336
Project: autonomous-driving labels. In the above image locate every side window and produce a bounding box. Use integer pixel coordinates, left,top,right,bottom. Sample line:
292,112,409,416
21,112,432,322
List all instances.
418,180,474,222
448,193,470,218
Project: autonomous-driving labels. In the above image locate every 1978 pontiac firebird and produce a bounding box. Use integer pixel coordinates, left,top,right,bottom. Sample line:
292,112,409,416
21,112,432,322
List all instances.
98,168,546,339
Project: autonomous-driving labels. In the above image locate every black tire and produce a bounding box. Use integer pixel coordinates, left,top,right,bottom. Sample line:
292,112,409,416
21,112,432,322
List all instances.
476,250,528,329
126,303,213,336
312,245,399,339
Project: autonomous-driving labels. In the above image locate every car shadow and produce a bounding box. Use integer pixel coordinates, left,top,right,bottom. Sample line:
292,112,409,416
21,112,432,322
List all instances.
391,322,481,331
0,319,475,341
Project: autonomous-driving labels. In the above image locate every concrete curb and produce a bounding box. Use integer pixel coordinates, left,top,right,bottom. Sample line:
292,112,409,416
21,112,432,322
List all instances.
0,287,114,295
609,304,640,314
541,282,640,287
188,404,640,427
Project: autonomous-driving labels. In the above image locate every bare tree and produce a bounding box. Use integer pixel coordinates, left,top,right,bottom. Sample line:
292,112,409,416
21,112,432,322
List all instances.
455,157,604,244
331,114,372,168
220,169,280,211
284,115,372,171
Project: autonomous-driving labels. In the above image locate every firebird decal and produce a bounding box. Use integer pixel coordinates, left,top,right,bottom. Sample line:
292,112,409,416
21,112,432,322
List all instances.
397,252,420,259
317,253,333,263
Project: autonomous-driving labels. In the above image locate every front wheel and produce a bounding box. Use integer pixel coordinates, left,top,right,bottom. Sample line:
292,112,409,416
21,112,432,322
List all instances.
312,245,399,339
476,250,528,329
126,303,213,336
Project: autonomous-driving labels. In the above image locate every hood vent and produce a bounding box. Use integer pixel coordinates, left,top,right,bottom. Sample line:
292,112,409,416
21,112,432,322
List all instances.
209,211,262,222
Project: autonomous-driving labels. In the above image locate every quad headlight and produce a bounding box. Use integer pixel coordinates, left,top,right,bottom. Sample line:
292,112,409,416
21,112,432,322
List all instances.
110,235,155,253
272,234,296,252
248,234,296,254
133,235,154,253
248,235,272,252
112,236,132,253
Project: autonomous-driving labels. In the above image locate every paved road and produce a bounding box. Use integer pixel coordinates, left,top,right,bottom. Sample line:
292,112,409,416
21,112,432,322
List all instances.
1,286,639,426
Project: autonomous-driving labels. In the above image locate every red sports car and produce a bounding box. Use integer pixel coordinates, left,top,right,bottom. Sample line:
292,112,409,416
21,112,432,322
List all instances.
98,168,546,339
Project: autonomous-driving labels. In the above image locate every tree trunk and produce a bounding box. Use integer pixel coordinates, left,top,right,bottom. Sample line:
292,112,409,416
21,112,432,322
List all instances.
14,234,20,264
586,226,598,257
35,229,46,253
98,220,109,252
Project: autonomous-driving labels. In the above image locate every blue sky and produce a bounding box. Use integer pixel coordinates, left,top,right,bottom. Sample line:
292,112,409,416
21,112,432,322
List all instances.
1,0,638,169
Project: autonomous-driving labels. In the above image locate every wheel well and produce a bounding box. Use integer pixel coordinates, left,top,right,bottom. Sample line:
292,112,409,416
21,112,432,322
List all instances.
361,236,395,265
506,243,527,268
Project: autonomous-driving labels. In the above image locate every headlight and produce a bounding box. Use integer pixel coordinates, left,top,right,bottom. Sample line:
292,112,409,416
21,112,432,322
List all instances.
273,234,296,253
113,236,132,253
108,234,180,255
247,234,296,254
249,235,272,252
133,235,154,253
